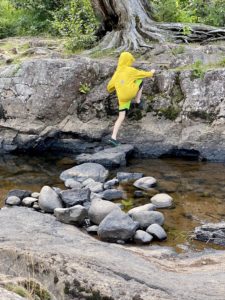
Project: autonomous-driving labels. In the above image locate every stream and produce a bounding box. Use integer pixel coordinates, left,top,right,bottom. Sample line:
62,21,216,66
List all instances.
0,153,224,252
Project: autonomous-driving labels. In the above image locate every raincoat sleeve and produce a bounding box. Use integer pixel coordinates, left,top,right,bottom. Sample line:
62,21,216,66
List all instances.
131,68,154,80
107,72,117,93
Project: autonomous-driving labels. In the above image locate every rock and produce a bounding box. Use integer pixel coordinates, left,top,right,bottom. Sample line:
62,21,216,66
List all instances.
131,211,165,229
6,189,32,200
39,186,63,213
88,198,121,225
86,225,99,234
100,189,124,201
128,204,156,216
60,188,91,207
151,193,173,208
33,202,41,211
134,190,146,198
194,222,225,246
117,172,143,183
60,163,109,183
146,224,167,240
31,192,40,198
76,145,134,167
134,230,153,244
54,205,88,225
133,177,157,190
65,178,82,189
0,286,25,300
98,210,139,242
82,178,95,186
85,181,103,193
5,196,21,206
22,197,37,207
103,178,119,189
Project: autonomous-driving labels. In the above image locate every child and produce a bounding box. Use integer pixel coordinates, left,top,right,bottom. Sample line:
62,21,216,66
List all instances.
107,51,155,146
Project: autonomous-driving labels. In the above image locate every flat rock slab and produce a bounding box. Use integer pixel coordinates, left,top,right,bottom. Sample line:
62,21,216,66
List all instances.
0,207,225,300
75,145,134,167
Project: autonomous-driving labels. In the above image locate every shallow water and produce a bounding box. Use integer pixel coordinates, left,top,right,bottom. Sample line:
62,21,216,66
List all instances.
0,154,224,252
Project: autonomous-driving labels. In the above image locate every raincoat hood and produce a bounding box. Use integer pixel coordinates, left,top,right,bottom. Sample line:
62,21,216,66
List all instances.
117,52,135,68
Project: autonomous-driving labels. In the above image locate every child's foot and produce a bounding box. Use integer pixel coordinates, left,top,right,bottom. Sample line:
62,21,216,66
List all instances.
108,138,121,147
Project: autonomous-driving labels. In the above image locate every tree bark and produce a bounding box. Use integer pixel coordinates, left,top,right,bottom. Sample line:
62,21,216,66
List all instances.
91,0,225,51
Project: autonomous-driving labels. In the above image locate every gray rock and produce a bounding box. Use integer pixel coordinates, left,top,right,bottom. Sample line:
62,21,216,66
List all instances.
6,189,31,200
60,163,109,183
100,189,124,201
76,145,134,167
146,224,167,240
82,178,95,186
131,211,165,229
128,203,156,216
22,197,37,207
117,172,143,183
0,287,25,300
60,188,91,207
54,205,88,225
194,222,225,246
5,196,21,206
33,202,41,211
86,225,99,234
134,230,153,244
103,178,119,189
88,198,121,225
151,193,173,208
31,192,40,198
133,177,157,190
65,178,82,189
39,185,63,213
98,210,139,242
85,181,103,193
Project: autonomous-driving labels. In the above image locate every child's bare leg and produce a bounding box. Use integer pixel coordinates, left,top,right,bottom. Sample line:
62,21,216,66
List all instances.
111,111,126,140
134,86,143,104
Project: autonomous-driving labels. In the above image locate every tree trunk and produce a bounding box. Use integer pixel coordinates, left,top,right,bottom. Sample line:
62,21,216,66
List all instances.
91,0,225,51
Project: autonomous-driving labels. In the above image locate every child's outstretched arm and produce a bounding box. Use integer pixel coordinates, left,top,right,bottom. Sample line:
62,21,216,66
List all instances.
131,68,155,80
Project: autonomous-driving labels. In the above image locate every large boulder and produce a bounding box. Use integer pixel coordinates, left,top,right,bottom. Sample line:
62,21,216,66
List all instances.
54,205,88,225
131,211,165,229
60,163,109,183
88,198,120,225
39,186,63,213
98,210,139,242
75,145,134,167
194,222,225,246
60,188,91,207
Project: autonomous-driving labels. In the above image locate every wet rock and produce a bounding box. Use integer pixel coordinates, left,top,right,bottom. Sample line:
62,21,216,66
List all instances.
133,177,157,190
88,198,121,225
6,189,32,200
134,230,153,244
100,189,124,201
86,225,99,234
5,196,21,206
65,178,82,189
98,210,139,242
117,172,143,183
75,145,134,167
54,205,88,225
131,211,165,229
194,222,225,246
60,188,91,207
39,186,63,213
146,224,167,240
103,178,119,189
60,163,108,183
151,193,173,208
22,197,37,207
128,203,156,216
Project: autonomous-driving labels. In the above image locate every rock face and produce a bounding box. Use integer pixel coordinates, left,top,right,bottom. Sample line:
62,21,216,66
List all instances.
98,210,139,242
194,222,225,246
60,163,109,183
0,53,224,161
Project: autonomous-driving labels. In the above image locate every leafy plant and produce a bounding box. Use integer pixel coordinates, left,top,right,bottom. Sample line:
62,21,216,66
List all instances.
79,82,91,94
191,60,205,80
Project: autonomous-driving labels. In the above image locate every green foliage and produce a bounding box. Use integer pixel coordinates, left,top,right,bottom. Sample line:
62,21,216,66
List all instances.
171,45,185,56
151,0,225,27
191,60,205,79
79,82,91,94
52,0,99,50
159,106,180,120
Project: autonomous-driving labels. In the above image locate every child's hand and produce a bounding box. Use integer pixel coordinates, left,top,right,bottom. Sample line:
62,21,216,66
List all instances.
151,69,156,75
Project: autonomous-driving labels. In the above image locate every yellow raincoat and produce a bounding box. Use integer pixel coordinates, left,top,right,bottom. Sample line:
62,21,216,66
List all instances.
107,52,154,109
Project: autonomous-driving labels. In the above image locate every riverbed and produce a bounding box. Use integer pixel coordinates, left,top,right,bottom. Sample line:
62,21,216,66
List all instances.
1,154,224,252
